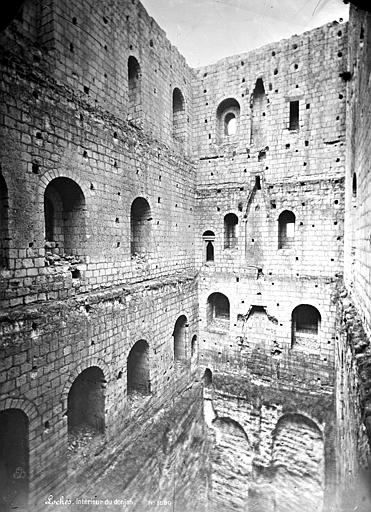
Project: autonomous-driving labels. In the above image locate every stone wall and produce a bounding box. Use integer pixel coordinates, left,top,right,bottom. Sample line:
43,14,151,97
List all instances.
336,4,371,510
344,6,371,333
193,20,347,512
0,1,200,510
204,376,331,512
0,0,196,307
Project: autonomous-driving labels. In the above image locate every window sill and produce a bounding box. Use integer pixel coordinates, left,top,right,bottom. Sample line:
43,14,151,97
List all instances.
277,247,295,253
131,254,148,262
291,333,319,352
207,321,229,334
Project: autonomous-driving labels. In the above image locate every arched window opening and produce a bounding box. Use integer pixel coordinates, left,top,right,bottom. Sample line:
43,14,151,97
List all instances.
207,292,230,329
173,315,188,361
292,305,321,349
203,368,212,387
352,172,357,198
251,78,267,147
0,409,29,509
206,241,214,262
203,230,215,262
224,112,237,136
278,210,295,249
173,88,186,141
0,174,9,269
293,305,321,334
127,340,150,395
67,366,105,445
44,177,86,262
216,98,240,141
128,56,141,124
191,335,197,358
224,213,238,249
130,197,151,257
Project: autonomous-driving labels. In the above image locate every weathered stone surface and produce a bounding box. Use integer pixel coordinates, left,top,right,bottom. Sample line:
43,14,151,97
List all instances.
0,1,370,511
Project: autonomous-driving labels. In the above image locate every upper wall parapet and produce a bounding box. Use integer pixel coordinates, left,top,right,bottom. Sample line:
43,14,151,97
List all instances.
1,1,349,184
0,0,194,152
192,21,348,182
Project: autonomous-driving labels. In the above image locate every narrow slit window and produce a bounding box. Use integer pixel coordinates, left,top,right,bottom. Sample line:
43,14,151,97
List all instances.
206,241,214,261
173,88,186,141
289,100,299,130
128,56,141,124
0,174,9,268
352,173,357,198
203,230,215,262
224,214,238,249
251,78,267,146
191,335,197,357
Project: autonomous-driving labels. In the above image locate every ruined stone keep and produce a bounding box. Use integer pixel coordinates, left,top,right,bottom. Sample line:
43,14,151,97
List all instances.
0,1,371,511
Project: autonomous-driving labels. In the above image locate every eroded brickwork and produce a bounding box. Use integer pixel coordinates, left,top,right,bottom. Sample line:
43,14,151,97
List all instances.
336,4,371,510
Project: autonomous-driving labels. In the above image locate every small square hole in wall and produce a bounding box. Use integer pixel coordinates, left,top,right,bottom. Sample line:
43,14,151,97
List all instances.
71,268,81,279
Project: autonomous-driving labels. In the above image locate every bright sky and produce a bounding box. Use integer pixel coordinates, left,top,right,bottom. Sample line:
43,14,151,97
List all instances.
141,0,349,67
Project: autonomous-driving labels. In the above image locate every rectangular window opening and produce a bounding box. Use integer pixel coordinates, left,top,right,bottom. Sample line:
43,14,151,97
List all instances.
289,100,299,130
